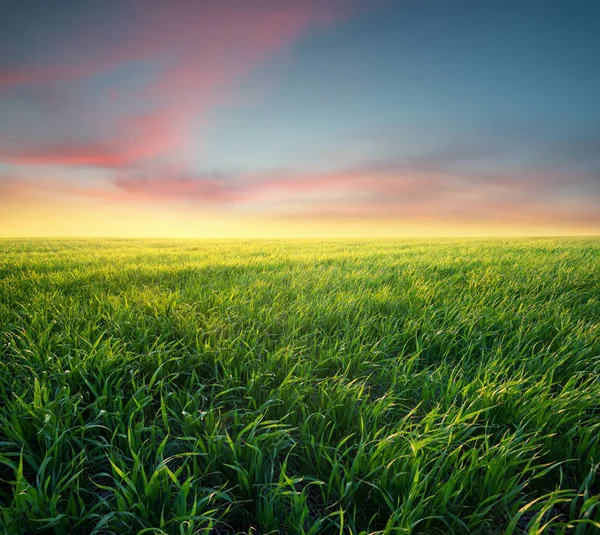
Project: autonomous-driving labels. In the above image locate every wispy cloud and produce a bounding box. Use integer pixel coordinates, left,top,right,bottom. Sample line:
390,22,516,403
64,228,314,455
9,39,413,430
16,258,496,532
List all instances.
6,157,598,230
0,1,354,169
0,114,180,167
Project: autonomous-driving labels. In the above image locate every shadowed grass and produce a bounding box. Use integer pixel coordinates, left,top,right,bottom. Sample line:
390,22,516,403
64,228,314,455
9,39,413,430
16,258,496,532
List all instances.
0,237,599,534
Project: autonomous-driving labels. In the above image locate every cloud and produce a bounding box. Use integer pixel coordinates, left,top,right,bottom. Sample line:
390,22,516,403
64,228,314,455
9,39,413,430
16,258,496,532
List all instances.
5,153,600,233
0,113,179,167
0,175,35,201
404,144,503,169
91,163,449,206
0,0,355,168
10,157,591,227
111,172,245,204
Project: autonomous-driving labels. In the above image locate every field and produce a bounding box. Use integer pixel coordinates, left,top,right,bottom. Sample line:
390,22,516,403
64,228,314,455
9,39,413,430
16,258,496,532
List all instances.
0,238,599,534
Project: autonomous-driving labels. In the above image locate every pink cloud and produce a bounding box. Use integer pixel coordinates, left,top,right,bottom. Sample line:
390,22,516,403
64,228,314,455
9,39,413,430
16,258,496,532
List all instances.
5,159,600,231
95,165,449,206
0,1,355,168
0,113,179,167
111,174,245,203
0,176,37,200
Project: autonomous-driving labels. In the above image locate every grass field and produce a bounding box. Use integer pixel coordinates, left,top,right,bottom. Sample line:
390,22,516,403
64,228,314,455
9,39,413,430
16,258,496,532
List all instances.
0,238,599,534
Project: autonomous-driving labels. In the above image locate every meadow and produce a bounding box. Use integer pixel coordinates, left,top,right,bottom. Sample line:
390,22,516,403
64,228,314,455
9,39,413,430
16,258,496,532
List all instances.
0,238,599,535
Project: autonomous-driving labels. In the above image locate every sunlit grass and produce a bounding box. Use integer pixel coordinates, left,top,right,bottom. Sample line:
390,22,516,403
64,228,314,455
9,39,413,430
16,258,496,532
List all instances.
0,237,599,534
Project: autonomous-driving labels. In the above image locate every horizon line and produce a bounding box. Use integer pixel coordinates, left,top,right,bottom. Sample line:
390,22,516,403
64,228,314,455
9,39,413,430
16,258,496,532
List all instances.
2,234,599,241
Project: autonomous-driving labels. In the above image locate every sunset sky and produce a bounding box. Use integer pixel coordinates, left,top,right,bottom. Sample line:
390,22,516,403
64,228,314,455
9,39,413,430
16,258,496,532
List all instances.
1,0,599,237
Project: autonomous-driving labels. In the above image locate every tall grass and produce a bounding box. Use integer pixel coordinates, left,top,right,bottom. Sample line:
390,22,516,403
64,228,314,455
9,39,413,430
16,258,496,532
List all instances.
0,238,598,534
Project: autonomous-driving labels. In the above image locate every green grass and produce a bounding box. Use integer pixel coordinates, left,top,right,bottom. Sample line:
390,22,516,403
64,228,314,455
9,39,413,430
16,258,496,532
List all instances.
0,237,599,534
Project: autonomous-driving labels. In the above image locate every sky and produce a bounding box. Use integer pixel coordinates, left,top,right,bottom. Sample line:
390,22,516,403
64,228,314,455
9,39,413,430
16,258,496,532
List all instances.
1,0,599,238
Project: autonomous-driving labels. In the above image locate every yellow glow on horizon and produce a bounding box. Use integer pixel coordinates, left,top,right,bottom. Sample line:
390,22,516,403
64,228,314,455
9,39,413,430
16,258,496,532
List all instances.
2,198,598,239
